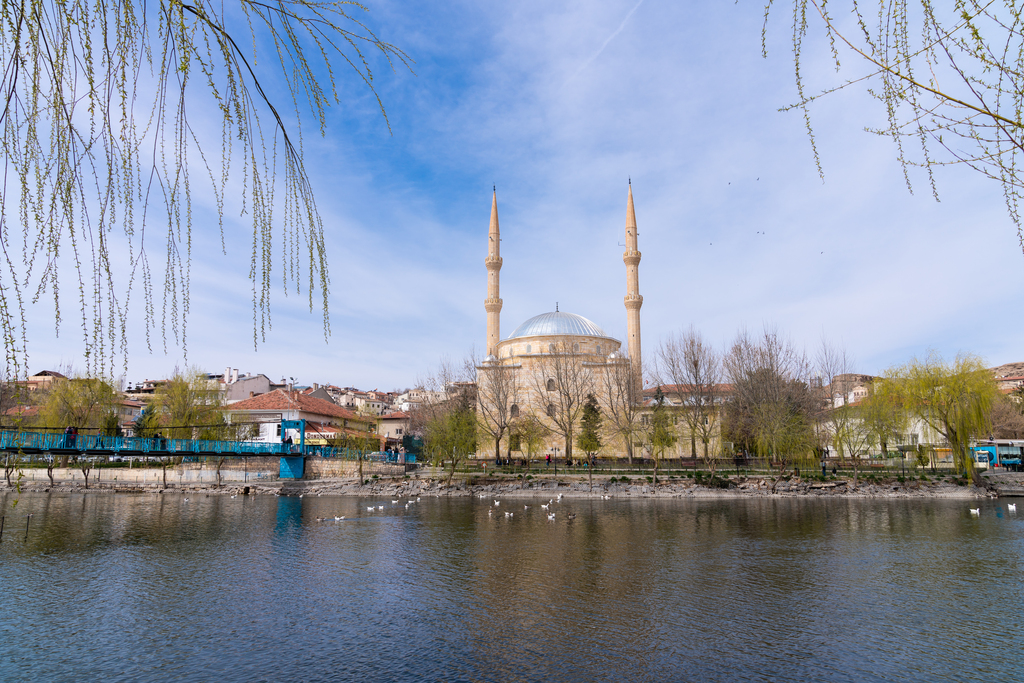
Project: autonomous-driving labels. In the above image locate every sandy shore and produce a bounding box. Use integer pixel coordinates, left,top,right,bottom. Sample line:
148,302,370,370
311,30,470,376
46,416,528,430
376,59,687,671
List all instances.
7,472,1009,499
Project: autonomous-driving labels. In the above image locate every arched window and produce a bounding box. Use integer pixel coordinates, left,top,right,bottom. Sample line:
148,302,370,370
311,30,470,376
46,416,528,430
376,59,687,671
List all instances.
510,404,519,418
596,344,602,355
548,343,555,353
526,344,532,354
546,378,556,391
547,403,556,417
573,342,579,353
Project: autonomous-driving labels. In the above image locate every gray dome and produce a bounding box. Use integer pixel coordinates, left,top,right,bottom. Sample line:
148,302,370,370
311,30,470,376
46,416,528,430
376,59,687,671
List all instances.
507,311,609,339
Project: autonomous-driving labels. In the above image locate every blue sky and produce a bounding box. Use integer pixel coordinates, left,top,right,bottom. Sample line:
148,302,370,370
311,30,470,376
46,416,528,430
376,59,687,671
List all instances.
24,0,1024,389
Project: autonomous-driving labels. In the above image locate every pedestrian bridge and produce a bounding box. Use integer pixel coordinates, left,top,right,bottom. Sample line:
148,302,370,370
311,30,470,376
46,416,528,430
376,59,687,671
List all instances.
0,429,414,463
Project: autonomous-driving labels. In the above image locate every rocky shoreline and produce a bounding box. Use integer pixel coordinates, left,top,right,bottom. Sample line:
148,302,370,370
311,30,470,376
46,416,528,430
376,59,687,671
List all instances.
5,474,1009,499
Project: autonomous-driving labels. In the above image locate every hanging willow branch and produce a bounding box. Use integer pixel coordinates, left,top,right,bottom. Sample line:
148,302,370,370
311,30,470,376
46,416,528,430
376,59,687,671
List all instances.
765,0,1024,250
0,0,411,378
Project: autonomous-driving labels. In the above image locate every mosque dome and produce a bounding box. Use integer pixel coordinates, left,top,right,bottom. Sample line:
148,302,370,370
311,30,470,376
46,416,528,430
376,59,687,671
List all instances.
507,311,611,340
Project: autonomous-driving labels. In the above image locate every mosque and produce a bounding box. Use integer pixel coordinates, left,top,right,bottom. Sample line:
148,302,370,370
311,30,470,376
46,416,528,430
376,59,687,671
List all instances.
478,184,644,458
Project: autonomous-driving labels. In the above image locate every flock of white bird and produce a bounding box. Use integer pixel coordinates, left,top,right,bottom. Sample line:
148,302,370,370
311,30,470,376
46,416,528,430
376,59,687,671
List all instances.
481,492,580,521
970,503,1016,516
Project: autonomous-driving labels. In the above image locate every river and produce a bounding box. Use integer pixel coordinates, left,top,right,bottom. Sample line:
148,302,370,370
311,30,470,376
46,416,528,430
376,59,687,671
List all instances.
0,492,1020,682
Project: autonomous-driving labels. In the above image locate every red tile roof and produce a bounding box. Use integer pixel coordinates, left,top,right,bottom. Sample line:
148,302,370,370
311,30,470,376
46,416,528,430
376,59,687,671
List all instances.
225,389,365,421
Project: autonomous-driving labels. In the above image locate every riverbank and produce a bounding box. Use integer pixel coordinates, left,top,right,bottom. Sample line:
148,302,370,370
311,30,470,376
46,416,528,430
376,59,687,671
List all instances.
4,472,1011,499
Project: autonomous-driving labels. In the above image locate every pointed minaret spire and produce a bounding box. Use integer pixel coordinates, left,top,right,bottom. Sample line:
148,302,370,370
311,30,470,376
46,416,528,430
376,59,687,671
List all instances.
485,188,503,357
623,182,643,395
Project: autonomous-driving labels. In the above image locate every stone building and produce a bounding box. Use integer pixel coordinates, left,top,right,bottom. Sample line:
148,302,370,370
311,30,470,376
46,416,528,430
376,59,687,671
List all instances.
476,184,644,460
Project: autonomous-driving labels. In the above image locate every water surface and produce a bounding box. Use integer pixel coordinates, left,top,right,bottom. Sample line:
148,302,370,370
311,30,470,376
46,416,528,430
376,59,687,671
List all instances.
0,492,1019,682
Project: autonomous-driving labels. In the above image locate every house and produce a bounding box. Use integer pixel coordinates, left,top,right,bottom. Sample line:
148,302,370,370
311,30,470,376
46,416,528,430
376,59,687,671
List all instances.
223,389,378,445
18,370,66,392
377,412,410,449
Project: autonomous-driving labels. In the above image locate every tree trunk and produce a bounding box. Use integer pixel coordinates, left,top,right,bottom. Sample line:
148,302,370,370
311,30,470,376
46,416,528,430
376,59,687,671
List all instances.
216,457,224,488
447,457,457,487
82,467,90,489
47,463,54,486
690,434,696,459
358,453,364,486
494,435,501,464
588,454,593,491
162,464,167,489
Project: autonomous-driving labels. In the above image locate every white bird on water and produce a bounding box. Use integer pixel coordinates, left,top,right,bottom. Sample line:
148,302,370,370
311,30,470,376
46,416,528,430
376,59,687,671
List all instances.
378,505,384,511
367,506,375,512
1009,504,1017,512
970,508,981,515
494,500,500,507
505,511,513,518
557,494,563,501
334,516,345,521
541,504,549,510
524,505,529,510
547,513,555,521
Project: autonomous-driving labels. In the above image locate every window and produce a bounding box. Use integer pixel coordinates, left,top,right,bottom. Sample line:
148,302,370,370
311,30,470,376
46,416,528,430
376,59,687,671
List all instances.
526,344,532,353
511,404,519,418
597,344,602,355
547,404,556,417
397,428,403,435
548,343,555,353
573,342,579,353
547,379,556,391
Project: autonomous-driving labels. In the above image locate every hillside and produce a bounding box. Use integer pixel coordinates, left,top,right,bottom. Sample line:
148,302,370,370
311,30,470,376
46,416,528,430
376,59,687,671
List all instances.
991,362,1024,378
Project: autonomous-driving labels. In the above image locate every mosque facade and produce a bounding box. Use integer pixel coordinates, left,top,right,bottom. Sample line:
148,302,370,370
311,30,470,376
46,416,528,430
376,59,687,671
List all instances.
477,185,644,460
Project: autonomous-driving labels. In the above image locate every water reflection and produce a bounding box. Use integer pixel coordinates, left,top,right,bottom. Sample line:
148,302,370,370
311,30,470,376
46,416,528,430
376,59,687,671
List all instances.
0,494,1021,682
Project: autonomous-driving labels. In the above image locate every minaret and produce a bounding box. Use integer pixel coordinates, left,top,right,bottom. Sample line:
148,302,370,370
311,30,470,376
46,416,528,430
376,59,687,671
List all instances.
485,188,503,357
623,182,643,392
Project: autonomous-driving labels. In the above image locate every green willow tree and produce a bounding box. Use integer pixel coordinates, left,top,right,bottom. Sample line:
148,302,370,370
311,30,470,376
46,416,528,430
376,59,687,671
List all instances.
881,352,998,484
0,0,411,376
766,1,1024,249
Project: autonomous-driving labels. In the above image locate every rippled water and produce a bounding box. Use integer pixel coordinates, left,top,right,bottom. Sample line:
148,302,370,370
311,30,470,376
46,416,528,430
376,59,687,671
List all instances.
0,492,1020,682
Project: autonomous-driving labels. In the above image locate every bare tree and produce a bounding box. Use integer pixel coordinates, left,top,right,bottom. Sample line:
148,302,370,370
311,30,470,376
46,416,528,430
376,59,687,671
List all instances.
723,327,817,491
990,394,1024,439
601,356,644,464
816,339,873,487
512,413,547,479
477,357,520,464
419,356,478,487
533,341,594,465
655,327,724,472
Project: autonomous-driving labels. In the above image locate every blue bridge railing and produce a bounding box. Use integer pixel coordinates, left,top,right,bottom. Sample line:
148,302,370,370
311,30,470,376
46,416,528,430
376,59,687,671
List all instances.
0,431,415,463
